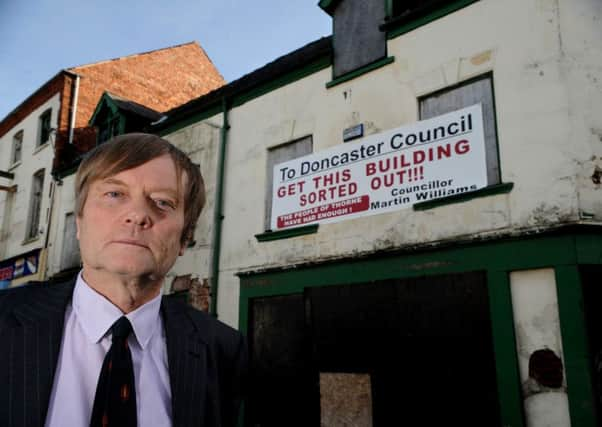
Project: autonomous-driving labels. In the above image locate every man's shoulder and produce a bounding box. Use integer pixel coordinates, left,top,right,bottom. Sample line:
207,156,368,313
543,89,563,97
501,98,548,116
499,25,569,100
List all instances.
0,279,75,327
162,295,245,353
1,278,74,298
0,281,48,304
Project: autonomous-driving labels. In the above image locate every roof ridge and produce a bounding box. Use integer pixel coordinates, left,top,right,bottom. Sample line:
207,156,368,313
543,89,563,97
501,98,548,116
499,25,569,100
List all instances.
67,41,200,71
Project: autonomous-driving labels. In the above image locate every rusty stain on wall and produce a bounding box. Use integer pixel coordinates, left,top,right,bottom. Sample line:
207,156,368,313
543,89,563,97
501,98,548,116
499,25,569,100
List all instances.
470,50,492,66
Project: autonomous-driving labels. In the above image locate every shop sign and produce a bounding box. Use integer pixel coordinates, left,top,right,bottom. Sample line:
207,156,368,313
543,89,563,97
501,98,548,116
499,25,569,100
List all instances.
271,104,487,230
0,248,41,284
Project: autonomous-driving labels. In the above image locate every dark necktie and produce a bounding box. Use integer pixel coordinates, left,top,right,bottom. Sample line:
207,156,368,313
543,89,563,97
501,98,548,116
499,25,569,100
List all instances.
90,316,137,427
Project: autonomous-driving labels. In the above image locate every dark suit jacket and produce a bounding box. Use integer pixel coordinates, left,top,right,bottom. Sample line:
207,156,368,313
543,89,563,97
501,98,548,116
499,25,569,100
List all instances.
0,279,247,427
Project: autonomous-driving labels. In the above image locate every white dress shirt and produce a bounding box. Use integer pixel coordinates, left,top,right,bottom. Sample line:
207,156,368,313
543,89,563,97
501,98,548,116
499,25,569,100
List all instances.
45,273,172,427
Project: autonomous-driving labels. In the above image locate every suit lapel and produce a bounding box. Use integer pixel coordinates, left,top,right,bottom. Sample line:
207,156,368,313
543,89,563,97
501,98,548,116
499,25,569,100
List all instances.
3,280,74,427
162,297,209,427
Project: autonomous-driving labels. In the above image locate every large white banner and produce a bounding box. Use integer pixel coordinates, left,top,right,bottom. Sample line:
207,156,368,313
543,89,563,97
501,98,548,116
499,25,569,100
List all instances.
271,104,487,230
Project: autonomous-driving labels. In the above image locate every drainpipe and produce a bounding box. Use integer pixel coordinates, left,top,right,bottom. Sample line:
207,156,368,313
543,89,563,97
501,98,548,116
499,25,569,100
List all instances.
68,74,80,144
210,97,230,317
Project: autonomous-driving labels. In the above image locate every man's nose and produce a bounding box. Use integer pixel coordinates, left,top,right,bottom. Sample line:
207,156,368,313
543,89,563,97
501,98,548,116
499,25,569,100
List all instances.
123,199,153,228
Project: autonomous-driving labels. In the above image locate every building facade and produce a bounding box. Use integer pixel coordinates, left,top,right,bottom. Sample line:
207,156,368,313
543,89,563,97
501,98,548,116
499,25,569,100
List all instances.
0,42,224,287
153,0,602,426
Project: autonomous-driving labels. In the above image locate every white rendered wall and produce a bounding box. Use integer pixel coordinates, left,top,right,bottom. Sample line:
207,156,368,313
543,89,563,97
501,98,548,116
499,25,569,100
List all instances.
162,0,602,326
0,93,60,272
46,173,77,278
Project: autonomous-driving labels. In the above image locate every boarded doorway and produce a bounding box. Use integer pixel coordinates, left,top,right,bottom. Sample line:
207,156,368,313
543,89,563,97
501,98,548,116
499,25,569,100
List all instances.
246,271,501,426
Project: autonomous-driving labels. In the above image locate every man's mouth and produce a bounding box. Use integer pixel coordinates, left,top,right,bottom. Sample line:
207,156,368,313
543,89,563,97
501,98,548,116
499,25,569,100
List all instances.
112,239,148,249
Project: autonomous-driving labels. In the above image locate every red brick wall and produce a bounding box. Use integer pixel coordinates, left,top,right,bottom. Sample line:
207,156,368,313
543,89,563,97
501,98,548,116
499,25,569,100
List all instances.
70,42,225,129
2,41,225,171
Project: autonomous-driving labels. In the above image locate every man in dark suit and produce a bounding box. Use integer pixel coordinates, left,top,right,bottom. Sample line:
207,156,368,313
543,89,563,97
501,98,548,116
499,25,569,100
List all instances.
0,133,247,427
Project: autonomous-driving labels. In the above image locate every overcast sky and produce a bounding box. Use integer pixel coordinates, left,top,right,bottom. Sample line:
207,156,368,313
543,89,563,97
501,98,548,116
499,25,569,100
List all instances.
0,0,332,120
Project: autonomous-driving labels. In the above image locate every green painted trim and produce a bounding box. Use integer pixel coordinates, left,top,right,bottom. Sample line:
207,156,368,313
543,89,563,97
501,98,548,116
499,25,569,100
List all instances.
575,233,602,263
326,56,395,89
487,270,525,427
158,56,331,136
385,0,393,17
255,224,319,242
157,103,222,137
118,115,126,134
238,230,602,425
556,265,597,427
318,0,339,16
413,182,514,211
384,0,479,39
89,92,119,126
238,231,602,425
210,99,230,318
232,55,331,108
239,234,582,290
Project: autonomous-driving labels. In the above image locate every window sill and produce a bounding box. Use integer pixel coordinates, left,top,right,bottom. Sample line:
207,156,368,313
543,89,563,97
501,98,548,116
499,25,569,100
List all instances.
413,182,513,211
33,142,50,155
326,56,395,89
22,236,40,245
255,224,319,242
9,161,21,171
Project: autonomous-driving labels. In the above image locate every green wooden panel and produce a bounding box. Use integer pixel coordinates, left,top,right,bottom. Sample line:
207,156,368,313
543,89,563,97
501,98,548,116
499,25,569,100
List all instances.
487,270,525,427
556,265,596,427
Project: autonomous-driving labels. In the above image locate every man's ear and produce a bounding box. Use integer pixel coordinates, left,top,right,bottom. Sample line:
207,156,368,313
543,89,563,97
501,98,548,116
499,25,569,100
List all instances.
75,215,81,240
178,235,190,256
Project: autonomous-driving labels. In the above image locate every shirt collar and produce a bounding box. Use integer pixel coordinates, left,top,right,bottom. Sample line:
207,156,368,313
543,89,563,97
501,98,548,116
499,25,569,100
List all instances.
72,271,163,350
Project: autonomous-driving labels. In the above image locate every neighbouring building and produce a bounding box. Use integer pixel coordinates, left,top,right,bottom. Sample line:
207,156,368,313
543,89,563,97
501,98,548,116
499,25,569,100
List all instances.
150,0,602,426
0,42,224,287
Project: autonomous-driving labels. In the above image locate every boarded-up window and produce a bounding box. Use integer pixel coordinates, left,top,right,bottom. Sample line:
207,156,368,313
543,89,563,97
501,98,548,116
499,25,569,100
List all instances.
60,212,80,270
26,169,44,240
333,0,386,78
265,136,312,229
420,74,500,185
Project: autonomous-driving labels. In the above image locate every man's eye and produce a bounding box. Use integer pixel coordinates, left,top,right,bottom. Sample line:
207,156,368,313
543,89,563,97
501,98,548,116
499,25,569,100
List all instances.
154,199,175,210
105,191,122,198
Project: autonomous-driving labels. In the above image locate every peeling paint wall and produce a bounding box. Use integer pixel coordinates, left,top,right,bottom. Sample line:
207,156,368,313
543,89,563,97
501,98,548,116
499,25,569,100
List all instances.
162,0,602,326
558,0,602,218
162,121,221,292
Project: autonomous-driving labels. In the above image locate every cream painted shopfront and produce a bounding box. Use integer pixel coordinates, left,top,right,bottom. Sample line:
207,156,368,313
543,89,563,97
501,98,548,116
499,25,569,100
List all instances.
154,0,602,425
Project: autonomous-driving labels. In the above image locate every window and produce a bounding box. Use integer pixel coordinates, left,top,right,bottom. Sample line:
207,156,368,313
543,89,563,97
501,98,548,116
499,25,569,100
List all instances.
60,212,81,270
37,109,52,147
12,130,23,164
265,136,313,229
26,169,45,240
332,0,386,78
419,74,500,185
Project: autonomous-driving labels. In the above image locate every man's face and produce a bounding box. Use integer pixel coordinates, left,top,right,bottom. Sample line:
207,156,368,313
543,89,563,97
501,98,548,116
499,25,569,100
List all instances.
76,154,187,283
